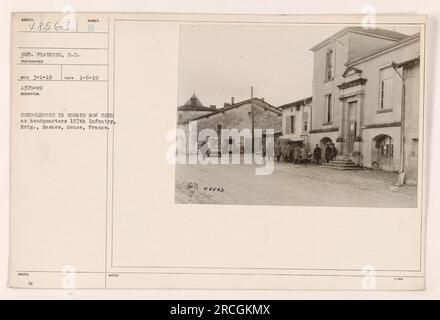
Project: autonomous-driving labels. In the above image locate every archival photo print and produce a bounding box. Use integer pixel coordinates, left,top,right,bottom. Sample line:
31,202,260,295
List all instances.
174,23,423,208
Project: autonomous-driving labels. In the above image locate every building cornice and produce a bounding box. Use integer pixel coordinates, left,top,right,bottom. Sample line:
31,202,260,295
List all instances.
310,27,408,52
279,96,312,109
337,78,367,90
309,127,340,134
362,122,401,129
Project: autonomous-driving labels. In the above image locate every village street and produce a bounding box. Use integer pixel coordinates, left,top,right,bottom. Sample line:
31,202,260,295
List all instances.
175,162,418,207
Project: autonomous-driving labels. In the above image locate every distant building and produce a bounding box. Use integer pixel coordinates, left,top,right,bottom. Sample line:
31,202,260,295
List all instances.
278,97,312,149
178,97,282,154
177,93,216,123
309,27,420,183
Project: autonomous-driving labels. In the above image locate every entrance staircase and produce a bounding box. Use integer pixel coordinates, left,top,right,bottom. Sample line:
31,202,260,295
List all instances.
321,156,361,170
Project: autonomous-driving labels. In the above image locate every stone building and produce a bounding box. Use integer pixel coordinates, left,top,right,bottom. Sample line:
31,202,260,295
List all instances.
178,97,282,154
278,97,312,149
309,27,420,183
177,93,216,123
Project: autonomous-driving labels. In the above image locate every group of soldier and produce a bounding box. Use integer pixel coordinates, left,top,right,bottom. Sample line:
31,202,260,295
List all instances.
275,141,338,165
275,142,309,164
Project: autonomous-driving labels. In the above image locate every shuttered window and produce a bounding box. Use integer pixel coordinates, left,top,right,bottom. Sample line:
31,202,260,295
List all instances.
325,50,334,81
290,115,296,134
379,68,393,110
325,94,332,123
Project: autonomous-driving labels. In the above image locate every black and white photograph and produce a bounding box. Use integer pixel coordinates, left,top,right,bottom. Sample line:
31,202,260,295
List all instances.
175,23,422,208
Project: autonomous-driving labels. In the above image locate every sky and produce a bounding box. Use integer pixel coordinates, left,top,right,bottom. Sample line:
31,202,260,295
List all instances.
177,24,420,109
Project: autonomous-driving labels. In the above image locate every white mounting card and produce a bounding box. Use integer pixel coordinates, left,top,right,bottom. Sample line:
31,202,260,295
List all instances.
9,13,427,289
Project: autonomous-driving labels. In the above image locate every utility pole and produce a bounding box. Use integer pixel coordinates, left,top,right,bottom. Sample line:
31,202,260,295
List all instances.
391,62,406,184
251,101,255,154
250,85,255,154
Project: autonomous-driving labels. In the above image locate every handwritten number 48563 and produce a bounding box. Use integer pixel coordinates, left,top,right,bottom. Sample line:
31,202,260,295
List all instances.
29,20,71,32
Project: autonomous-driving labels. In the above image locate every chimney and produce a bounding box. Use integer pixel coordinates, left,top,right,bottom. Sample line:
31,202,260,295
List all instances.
210,105,216,109
231,97,235,105
260,97,265,102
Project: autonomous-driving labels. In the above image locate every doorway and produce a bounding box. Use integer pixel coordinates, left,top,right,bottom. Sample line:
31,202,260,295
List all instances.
371,134,394,171
347,101,357,154
319,137,332,162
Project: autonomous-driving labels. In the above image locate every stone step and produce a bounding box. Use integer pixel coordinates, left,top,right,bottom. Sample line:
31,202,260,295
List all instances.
329,160,356,164
323,165,359,169
321,165,362,170
326,159,356,164
321,161,362,170
326,160,357,164
322,162,359,166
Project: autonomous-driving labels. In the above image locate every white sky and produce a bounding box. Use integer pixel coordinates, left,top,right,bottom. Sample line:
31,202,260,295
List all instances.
178,24,420,108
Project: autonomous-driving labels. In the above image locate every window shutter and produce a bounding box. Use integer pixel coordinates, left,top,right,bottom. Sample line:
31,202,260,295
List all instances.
379,68,394,110
384,78,392,109
325,50,334,81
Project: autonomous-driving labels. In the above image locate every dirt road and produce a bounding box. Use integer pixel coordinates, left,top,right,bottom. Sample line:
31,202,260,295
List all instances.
175,162,417,207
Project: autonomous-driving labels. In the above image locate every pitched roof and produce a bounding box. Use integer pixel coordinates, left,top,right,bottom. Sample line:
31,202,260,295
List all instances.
347,26,408,40
180,97,281,124
346,32,420,66
310,26,409,52
177,94,214,111
229,97,281,113
279,96,312,109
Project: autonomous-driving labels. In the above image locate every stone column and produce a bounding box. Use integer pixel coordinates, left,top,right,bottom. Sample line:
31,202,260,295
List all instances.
336,136,344,160
353,136,362,165
341,99,348,156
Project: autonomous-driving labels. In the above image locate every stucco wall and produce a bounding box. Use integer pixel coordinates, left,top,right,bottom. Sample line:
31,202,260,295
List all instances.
311,32,415,136
195,104,252,136
309,130,339,150
191,102,281,141
351,38,420,175
281,105,311,137
253,105,282,133
311,33,349,134
361,126,401,170
353,40,420,129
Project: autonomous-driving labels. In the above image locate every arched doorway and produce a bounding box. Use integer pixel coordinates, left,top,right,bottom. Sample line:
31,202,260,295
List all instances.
371,134,394,171
320,137,332,162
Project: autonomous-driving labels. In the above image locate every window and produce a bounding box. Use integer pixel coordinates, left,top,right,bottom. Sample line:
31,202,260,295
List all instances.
303,112,309,131
379,68,393,110
290,115,296,134
325,94,332,123
325,49,334,81
380,144,393,158
412,138,419,157
379,136,394,158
